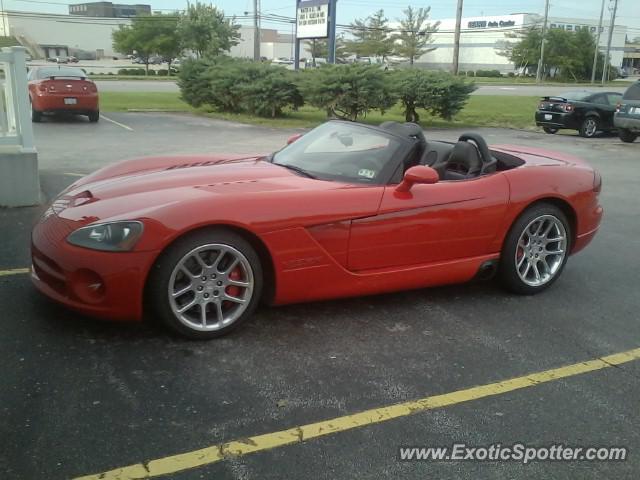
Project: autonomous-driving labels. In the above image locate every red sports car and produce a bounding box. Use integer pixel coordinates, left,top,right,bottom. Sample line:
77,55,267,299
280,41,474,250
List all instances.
28,66,99,123
31,121,603,339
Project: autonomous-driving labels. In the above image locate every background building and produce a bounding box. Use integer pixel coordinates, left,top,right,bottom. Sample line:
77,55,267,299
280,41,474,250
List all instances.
69,2,151,18
0,10,293,60
416,13,627,73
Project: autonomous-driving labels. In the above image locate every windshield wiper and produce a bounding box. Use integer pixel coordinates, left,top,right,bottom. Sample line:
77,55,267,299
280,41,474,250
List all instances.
273,162,317,179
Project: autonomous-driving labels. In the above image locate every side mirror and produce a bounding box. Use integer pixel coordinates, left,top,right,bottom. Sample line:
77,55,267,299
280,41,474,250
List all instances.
287,133,303,145
395,166,439,193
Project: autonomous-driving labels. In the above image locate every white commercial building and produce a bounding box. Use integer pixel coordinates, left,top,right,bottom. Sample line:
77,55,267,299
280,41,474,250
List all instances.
0,10,293,60
0,9,628,71
415,13,627,73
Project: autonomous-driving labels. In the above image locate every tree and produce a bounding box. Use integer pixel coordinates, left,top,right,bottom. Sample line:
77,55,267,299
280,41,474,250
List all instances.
177,2,240,59
393,69,476,122
299,64,396,120
498,25,612,80
304,35,348,63
345,10,394,59
152,12,181,73
393,6,440,65
112,14,162,75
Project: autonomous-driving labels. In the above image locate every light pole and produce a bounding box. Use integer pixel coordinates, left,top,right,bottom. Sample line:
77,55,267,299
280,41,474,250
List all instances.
452,0,463,74
601,0,619,85
591,0,605,83
535,0,550,84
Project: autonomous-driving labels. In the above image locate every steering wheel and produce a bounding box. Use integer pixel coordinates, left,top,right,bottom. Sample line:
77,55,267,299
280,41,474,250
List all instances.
457,133,496,173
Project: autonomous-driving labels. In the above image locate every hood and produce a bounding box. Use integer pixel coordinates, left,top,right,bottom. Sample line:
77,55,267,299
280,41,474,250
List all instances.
54,154,366,226
72,158,316,201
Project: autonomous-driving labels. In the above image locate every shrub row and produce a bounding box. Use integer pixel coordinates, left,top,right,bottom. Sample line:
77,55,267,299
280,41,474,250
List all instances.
178,58,477,121
459,69,503,78
116,68,177,76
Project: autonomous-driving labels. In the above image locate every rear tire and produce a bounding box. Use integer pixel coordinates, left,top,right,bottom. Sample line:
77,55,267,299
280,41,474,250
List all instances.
542,127,558,134
579,117,599,138
619,128,638,143
88,110,100,123
500,203,571,295
147,229,263,339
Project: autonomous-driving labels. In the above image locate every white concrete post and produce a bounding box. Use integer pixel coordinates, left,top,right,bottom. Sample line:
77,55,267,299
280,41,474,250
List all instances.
9,46,36,152
0,46,40,207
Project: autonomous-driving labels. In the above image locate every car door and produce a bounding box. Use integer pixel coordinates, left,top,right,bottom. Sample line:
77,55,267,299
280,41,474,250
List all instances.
347,173,510,271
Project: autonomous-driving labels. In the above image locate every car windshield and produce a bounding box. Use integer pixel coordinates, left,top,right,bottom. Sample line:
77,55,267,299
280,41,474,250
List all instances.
37,67,86,79
623,83,640,100
271,122,403,184
562,91,591,101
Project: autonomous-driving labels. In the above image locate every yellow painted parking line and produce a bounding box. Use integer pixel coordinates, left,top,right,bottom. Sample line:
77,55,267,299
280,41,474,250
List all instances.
74,346,640,480
100,114,134,131
0,268,30,277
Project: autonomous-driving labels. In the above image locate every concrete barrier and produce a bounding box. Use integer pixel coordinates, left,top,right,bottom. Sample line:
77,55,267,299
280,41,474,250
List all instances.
0,46,40,207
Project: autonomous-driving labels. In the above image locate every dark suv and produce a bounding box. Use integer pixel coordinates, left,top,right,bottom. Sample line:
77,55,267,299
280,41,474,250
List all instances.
614,81,640,143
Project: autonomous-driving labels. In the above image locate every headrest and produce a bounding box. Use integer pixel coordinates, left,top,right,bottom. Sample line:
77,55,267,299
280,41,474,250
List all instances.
379,121,426,144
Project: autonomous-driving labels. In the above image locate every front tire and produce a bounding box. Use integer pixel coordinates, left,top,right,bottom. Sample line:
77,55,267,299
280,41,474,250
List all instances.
579,117,599,138
147,229,263,339
619,128,638,143
542,127,558,134
500,204,571,295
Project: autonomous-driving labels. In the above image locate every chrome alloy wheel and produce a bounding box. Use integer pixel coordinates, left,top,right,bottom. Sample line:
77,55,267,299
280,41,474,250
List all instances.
584,118,598,137
168,244,254,332
515,215,567,287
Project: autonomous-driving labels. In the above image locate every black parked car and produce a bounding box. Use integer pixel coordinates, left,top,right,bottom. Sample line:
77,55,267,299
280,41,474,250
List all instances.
535,91,623,138
614,80,640,143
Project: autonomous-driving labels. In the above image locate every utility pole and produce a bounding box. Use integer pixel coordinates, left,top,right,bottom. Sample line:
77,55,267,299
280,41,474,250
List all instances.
327,0,337,64
601,0,618,84
452,0,463,74
294,0,300,70
535,0,550,84
253,0,260,61
591,0,605,83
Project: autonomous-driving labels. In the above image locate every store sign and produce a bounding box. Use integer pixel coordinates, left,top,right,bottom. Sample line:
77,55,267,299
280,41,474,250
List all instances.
297,0,329,39
467,20,516,29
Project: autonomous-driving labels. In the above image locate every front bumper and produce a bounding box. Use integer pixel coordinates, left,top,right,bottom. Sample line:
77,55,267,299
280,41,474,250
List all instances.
31,214,158,321
535,111,576,129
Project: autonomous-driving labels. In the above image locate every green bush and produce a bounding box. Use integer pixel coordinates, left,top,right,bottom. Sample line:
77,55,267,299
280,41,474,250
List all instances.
474,69,502,78
236,63,303,117
117,68,147,76
393,69,476,122
298,64,396,121
178,58,302,117
177,58,217,107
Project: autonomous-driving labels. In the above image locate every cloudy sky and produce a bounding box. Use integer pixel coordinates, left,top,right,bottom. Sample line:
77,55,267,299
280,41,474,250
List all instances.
5,0,640,39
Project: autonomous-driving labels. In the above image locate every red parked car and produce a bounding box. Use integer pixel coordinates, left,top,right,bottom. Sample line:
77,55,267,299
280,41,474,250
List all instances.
27,66,99,123
31,121,603,339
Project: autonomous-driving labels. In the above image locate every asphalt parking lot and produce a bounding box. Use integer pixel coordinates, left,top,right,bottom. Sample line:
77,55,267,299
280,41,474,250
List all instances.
2,112,640,479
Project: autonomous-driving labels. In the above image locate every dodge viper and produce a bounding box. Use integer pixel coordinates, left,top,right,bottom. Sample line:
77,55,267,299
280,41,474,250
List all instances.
31,121,603,339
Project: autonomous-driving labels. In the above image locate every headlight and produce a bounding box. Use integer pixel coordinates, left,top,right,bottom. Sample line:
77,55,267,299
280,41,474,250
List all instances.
67,221,144,252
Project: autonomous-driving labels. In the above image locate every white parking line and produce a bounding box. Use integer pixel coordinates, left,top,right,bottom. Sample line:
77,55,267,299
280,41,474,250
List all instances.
100,114,133,131
64,172,86,177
